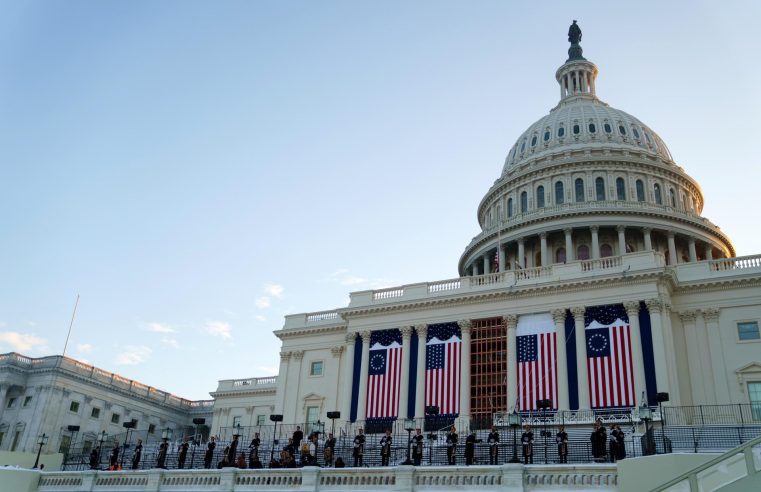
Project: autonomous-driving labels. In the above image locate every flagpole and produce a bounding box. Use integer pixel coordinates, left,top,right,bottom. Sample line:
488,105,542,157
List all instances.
62,294,80,358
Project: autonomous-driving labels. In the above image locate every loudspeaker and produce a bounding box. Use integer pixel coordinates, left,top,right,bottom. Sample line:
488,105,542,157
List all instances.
425,406,439,416
192,418,206,425
269,414,284,422
536,399,553,409
655,392,670,403
122,420,136,429
67,425,80,432
327,411,340,419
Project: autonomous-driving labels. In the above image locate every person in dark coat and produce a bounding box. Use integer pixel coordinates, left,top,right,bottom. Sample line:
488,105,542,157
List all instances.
446,426,458,465
615,424,626,460
334,457,345,468
323,432,336,467
227,435,239,466
380,429,392,466
204,437,216,469
109,442,119,469
590,420,607,462
352,428,365,467
132,439,143,470
89,447,99,470
609,425,619,463
464,432,477,465
556,426,569,464
292,426,304,450
411,428,424,466
157,441,168,469
218,446,230,468
248,433,260,469
487,426,500,465
521,425,534,464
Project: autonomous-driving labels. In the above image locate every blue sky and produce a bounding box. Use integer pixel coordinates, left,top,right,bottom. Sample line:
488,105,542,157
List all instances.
1,1,759,400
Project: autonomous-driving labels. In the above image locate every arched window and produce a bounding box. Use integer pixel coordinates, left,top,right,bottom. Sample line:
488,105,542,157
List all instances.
507,198,513,217
520,191,528,213
669,188,676,207
600,244,613,257
544,130,550,142
536,185,545,208
654,183,662,205
556,248,566,264
558,126,565,137
636,179,645,202
575,178,585,202
577,244,590,260
618,125,627,136
589,122,597,133
573,124,580,135
604,123,612,134
555,181,564,204
616,177,626,200
632,128,640,139
531,135,537,147
520,140,526,153
595,177,605,201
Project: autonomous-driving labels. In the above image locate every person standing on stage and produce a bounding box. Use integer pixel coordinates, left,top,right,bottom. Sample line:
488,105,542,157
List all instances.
521,424,534,464
380,429,392,466
292,426,304,451
411,428,424,466
590,419,607,462
248,432,260,469
352,428,365,467
446,425,458,465
323,432,336,467
157,441,168,469
464,432,476,465
109,442,119,470
487,426,500,465
204,437,216,469
556,426,569,464
132,439,143,470
89,447,99,470
177,439,189,469
615,424,626,460
609,425,619,463
227,435,239,467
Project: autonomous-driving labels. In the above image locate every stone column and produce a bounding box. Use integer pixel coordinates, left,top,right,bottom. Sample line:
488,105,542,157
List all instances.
688,238,697,262
591,226,600,259
703,308,730,403
644,299,670,400
274,352,291,415
572,307,590,409
290,351,305,423
414,324,428,421
564,228,574,261
517,238,525,268
617,225,627,255
0,385,8,422
341,334,356,420
704,243,713,260
551,309,570,410
643,227,652,251
695,311,717,403
624,301,647,405
483,254,490,275
457,320,472,423
498,244,506,272
355,331,371,421
540,232,548,266
398,327,412,419
680,311,706,404
667,231,677,265
504,314,518,410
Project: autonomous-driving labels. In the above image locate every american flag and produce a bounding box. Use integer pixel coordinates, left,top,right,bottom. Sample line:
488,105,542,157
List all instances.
585,304,635,408
516,313,557,411
492,249,500,273
425,323,461,415
366,329,402,419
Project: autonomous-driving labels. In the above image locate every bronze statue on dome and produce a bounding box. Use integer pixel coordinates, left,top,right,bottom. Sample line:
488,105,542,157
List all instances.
568,20,582,45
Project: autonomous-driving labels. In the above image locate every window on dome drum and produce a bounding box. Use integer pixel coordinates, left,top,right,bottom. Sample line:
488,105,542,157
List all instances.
737,321,760,341
556,248,566,263
604,123,612,133
573,124,580,135
749,382,761,421
669,188,676,207
654,184,663,205
507,198,513,217
633,128,640,139
520,141,526,152
577,245,590,260
558,126,565,137
520,191,527,213
636,180,645,202
555,181,564,204
544,131,550,141
616,177,626,200
531,136,537,147
536,186,545,208
575,178,585,202
588,123,596,133
618,125,627,135
600,244,613,258
595,177,605,201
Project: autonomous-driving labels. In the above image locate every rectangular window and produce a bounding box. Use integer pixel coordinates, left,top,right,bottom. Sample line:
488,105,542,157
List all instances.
82,440,93,455
232,416,241,428
749,382,761,421
23,396,32,407
305,406,319,435
111,413,120,424
148,424,156,434
11,430,22,452
738,321,760,341
91,407,100,419
69,401,80,413
59,434,72,454
6,397,16,409
256,415,266,426
0,431,4,448
309,361,323,376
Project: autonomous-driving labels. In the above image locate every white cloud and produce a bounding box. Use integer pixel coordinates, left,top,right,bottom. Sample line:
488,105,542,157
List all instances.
204,321,232,340
116,345,152,365
24,320,38,327
327,269,394,289
144,322,176,333
0,331,47,352
255,315,267,322
264,283,284,298
160,337,180,349
255,297,271,309
76,343,94,354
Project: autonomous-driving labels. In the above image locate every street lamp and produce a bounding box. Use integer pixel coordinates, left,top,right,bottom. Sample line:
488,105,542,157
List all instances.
402,418,416,465
508,410,522,463
96,431,108,469
33,434,49,469
425,406,439,465
269,414,283,463
639,403,654,456
191,418,206,469
120,420,136,469
161,428,174,442
537,399,552,464
327,412,340,440
655,392,670,454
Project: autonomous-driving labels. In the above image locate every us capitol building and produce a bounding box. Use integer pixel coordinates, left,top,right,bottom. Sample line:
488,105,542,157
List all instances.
2,23,761,457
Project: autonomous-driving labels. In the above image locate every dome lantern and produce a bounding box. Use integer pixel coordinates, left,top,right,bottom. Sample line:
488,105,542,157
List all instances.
556,21,598,103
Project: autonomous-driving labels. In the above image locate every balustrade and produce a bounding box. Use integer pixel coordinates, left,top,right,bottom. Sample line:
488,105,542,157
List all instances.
372,287,404,300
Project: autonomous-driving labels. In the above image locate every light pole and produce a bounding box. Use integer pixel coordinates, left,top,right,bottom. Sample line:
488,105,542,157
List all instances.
327,412,340,441
425,406,439,465
120,420,136,469
33,434,49,469
191,418,206,469
508,410,521,463
64,425,80,465
313,420,324,466
537,399,552,464
402,418,415,465
656,392,670,454
639,403,654,456
96,431,108,469
269,414,283,463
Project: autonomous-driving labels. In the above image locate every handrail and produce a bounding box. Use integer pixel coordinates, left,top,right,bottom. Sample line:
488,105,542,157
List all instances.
651,434,761,492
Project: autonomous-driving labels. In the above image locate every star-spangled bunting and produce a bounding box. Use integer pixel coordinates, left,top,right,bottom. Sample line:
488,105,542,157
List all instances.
425,323,461,415
585,304,635,408
366,329,402,419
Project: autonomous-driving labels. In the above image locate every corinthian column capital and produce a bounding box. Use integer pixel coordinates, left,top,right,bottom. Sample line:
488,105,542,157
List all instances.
457,319,472,334
645,298,662,313
571,306,586,320
624,301,640,317
551,309,566,324
414,324,428,339
503,314,517,329
400,326,413,339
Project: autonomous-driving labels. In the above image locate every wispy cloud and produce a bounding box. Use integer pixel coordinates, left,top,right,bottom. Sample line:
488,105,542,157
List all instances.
144,322,176,334
255,315,267,322
204,321,232,340
255,297,271,309
0,331,47,352
76,343,94,354
264,283,284,299
327,269,394,289
116,345,152,365
160,337,180,349
24,320,38,327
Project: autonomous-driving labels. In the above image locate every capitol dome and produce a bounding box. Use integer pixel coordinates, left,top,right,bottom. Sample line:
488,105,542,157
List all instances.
459,25,734,276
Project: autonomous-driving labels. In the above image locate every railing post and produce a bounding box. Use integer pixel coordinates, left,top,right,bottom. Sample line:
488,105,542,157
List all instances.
394,465,415,492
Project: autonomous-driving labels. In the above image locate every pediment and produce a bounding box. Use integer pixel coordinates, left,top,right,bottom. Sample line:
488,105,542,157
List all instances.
735,362,761,375
302,392,324,401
